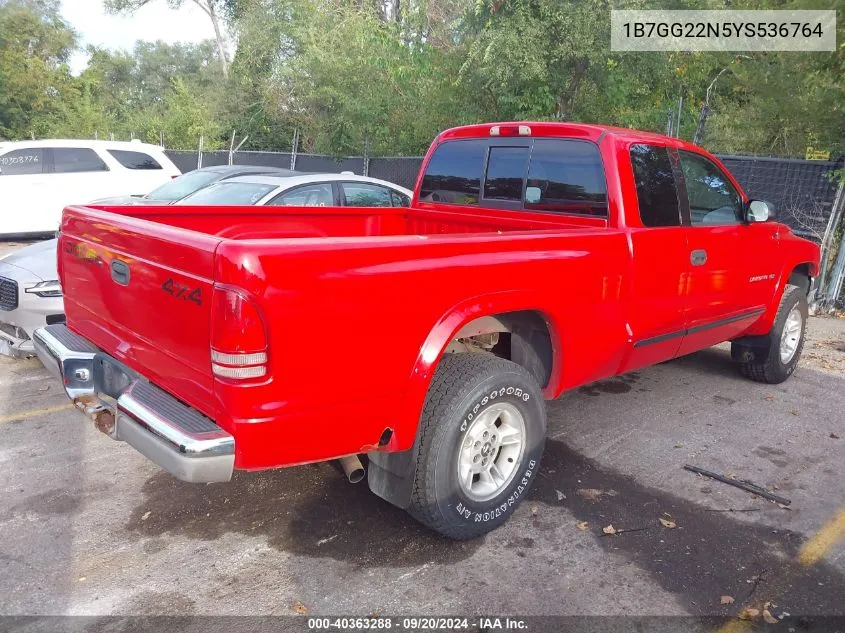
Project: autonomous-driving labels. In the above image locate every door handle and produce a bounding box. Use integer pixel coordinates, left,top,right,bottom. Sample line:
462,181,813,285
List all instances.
690,249,707,266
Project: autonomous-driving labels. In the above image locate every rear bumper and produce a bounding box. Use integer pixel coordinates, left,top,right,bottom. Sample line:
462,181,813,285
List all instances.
33,324,234,483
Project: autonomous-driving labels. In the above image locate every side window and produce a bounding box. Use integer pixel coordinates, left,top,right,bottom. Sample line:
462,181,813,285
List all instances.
108,150,162,170
268,183,334,206
419,140,486,206
0,148,45,175
52,148,108,174
341,183,393,207
679,151,743,226
483,146,529,202
630,144,681,227
524,140,608,216
390,190,410,208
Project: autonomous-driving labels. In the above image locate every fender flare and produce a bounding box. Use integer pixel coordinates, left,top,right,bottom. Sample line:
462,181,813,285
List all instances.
742,257,819,337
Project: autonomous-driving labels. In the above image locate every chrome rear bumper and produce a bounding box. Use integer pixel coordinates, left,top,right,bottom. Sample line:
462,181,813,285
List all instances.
33,324,234,483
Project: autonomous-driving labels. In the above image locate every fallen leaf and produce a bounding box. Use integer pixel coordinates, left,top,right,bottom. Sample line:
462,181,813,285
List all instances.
602,524,617,535
659,518,677,529
576,521,589,531
720,595,735,605
739,607,760,620
531,506,539,516
790,408,799,416
777,503,792,510
576,488,604,501
556,489,566,501
831,433,840,440
763,609,778,624
290,601,309,615
764,394,775,402
141,511,151,521
78,577,86,582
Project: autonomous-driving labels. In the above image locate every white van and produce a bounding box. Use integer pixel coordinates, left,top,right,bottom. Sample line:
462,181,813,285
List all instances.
0,139,181,237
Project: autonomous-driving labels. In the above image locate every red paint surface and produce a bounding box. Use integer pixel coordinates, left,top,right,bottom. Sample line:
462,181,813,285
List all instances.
58,122,820,471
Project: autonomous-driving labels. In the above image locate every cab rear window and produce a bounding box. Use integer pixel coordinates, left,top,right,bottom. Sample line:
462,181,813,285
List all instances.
419,140,485,205
419,138,607,216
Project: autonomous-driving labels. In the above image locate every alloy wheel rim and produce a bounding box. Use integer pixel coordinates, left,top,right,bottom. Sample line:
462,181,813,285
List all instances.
779,306,803,364
457,402,526,502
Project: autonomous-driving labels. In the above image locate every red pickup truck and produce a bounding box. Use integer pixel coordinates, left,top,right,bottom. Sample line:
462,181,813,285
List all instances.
35,122,819,539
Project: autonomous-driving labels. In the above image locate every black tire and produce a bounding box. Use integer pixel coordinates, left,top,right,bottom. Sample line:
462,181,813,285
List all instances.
737,284,807,384
407,353,546,540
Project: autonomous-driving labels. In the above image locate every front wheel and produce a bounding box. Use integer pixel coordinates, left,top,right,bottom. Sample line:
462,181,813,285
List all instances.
736,284,808,384
407,353,546,540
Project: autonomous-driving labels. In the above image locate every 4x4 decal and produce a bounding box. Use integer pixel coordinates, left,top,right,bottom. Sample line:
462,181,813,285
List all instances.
162,278,202,305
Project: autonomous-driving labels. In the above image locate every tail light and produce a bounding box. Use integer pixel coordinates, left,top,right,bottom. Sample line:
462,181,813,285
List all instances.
210,286,268,379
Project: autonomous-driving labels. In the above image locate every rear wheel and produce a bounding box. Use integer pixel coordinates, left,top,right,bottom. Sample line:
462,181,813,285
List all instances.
407,353,546,540
736,284,807,384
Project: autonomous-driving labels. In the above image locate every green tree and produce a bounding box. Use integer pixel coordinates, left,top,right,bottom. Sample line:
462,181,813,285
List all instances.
0,0,76,139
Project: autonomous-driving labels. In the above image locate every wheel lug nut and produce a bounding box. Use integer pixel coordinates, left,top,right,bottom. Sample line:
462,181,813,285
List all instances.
474,441,480,448
482,458,488,466
473,455,480,463
482,431,489,439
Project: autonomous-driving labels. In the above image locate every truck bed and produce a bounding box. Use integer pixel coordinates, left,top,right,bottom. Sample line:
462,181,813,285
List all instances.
85,203,607,239
59,202,626,469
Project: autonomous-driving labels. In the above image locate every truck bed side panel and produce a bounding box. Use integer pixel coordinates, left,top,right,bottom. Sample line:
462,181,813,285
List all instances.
213,230,631,469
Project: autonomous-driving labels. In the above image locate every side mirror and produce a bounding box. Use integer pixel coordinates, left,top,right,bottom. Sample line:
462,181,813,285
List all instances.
746,200,775,223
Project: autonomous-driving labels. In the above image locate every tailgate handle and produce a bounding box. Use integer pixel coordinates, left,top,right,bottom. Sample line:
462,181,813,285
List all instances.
110,260,131,286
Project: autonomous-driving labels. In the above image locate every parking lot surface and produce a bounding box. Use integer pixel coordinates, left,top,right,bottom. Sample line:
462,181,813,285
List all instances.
1,240,844,621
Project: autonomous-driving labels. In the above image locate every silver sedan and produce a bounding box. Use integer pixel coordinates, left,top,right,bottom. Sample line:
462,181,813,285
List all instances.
0,239,63,357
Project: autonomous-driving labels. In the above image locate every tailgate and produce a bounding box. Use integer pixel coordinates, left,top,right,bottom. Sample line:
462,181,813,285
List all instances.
60,206,223,419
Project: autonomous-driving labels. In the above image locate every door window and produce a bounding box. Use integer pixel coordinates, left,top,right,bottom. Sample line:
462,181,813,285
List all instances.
0,148,45,175
524,140,607,216
341,183,393,207
391,190,410,207
630,144,681,227
108,149,162,170
52,148,108,173
679,151,743,226
268,183,334,206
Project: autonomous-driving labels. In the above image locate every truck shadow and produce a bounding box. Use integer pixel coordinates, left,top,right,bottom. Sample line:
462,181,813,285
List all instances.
126,461,480,567
527,439,845,617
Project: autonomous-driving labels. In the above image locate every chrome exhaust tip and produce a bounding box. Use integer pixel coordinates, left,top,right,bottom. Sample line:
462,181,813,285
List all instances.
339,454,365,484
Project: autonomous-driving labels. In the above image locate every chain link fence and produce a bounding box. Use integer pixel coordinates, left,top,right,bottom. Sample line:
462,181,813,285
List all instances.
718,155,842,242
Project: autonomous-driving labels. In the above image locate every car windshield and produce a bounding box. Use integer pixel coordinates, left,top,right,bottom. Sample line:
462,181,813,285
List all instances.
175,181,275,206
144,170,222,201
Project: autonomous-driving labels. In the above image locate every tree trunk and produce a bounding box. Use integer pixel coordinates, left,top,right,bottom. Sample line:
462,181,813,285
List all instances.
194,0,229,78
555,57,589,120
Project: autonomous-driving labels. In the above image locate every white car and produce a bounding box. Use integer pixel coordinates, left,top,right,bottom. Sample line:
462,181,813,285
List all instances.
175,173,413,208
0,239,62,357
0,139,180,237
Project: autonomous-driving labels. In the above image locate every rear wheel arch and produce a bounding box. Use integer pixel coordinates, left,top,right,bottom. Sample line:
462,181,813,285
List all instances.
367,306,556,511
448,311,555,389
